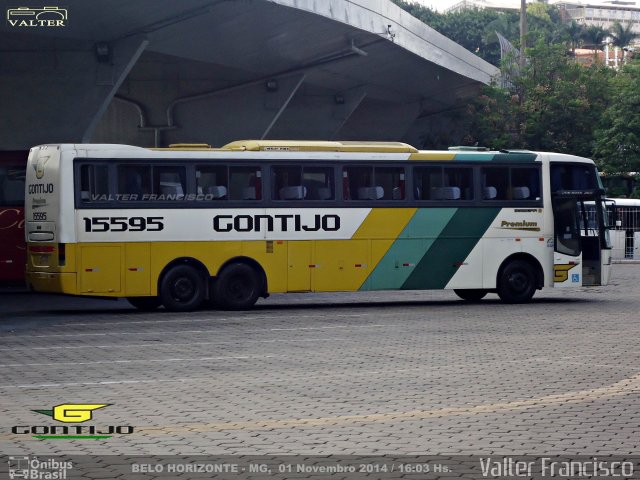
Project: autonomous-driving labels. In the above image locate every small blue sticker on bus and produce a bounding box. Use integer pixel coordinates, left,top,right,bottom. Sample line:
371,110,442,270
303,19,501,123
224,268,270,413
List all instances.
572,274,580,283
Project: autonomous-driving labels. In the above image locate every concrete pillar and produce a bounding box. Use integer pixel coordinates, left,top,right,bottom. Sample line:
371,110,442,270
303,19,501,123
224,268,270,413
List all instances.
83,35,149,142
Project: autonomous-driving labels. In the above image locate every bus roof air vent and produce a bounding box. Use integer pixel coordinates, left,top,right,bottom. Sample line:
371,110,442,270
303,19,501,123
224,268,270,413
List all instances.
448,146,491,151
167,143,212,149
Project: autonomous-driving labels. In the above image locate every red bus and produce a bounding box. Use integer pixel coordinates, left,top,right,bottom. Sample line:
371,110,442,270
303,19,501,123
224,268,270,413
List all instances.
0,152,27,284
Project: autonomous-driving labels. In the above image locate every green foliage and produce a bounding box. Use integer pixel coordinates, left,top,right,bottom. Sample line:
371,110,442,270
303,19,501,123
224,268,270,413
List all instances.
392,0,639,173
582,25,608,50
465,41,613,158
392,1,566,67
594,60,640,173
609,21,639,48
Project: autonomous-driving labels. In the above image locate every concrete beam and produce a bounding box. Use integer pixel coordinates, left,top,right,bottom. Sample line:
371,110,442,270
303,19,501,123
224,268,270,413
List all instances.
261,74,306,139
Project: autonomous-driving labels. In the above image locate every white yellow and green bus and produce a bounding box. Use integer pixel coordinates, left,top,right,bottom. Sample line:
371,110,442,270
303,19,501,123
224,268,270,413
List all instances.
24,140,612,311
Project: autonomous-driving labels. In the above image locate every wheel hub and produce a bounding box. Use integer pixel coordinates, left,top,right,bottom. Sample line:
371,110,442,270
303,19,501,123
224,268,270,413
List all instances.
173,277,195,301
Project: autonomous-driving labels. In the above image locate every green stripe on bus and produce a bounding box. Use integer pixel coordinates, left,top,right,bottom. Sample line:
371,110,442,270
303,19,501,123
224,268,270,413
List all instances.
362,208,457,290
451,153,496,161
401,207,501,290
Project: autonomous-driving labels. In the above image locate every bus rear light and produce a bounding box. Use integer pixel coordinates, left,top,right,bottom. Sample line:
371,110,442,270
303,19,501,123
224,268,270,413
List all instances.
29,245,54,253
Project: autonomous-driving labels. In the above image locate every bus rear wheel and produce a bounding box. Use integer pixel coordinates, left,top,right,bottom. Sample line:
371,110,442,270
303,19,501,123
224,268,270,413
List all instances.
127,296,161,311
497,260,537,304
214,262,260,310
159,264,206,312
454,289,488,302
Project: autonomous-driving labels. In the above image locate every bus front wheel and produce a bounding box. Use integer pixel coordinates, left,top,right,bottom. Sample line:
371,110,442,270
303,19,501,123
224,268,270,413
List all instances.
127,296,161,311
497,260,536,304
159,264,206,312
213,262,260,310
454,289,488,302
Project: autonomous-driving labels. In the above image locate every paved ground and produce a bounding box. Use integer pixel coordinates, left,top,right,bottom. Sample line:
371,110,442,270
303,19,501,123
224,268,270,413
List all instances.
0,266,639,458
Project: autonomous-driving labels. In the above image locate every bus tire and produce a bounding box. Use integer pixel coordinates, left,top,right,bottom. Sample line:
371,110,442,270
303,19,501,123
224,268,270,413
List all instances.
454,289,488,302
214,262,260,310
497,260,536,304
127,296,161,311
159,264,206,312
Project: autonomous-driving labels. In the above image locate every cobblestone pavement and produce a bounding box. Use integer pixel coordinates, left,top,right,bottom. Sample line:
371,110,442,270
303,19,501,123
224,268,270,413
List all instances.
0,265,639,456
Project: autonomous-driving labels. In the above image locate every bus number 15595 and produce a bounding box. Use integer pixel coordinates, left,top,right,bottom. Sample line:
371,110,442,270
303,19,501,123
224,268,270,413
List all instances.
83,216,164,232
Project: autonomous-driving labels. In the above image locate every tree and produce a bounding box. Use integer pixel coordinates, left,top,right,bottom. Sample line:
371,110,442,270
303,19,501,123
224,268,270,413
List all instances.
609,21,639,65
465,41,612,157
582,24,608,53
391,1,513,66
609,21,638,50
564,20,585,56
594,60,640,174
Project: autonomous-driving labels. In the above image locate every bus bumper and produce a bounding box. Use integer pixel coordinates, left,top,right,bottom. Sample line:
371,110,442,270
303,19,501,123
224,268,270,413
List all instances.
26,271,77,294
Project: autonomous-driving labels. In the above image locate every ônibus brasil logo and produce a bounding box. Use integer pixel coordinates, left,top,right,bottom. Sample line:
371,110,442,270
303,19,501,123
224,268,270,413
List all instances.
11,403,135,440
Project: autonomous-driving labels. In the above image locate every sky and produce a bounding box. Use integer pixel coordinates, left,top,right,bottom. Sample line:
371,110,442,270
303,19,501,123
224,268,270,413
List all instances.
415,0,639,12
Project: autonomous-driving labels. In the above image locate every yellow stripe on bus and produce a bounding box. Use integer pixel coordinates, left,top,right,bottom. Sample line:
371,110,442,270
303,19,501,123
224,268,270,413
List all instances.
408,153,456,161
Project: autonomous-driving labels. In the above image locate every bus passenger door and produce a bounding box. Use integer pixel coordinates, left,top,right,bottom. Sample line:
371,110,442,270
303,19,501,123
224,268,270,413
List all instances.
581,198,612,286
552,197,583,288
287,241,311,292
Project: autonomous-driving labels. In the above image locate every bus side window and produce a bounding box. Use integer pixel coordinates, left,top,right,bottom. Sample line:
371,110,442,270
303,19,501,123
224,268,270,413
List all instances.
79,164,108,202
376,167,405,200
155,166,186,200
482,167,509,200
118,165,151,201
196,165,228,200
272,166,304,200
512,167,540,200
303,167,334,200
344,166,373,200
443,167,473,200
413,166,442,200
229,166,261,201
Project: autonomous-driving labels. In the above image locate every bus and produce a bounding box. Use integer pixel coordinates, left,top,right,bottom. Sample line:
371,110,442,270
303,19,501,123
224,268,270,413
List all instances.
24,141,612,311
605,198,640,260
1,152,27,284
